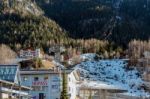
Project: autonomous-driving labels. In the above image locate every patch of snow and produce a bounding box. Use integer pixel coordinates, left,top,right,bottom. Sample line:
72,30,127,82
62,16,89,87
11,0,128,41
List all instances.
68,53,96,65
80,53,96,61
80,80,124,90
75,59,150,97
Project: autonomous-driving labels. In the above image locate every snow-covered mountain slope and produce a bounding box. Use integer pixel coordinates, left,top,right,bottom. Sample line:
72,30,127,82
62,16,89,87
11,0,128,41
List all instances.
75,59,150,97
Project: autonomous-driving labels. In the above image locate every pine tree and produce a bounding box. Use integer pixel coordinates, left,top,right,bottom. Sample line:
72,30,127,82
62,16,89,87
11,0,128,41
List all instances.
60,70,68,99
88,90,92,99
88,95,92,99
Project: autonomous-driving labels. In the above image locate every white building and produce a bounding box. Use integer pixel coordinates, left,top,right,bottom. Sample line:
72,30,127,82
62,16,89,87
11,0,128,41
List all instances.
78,80,127,99
65,68,81,99
20,66,81,99
20,69,62,99
20,49,43,59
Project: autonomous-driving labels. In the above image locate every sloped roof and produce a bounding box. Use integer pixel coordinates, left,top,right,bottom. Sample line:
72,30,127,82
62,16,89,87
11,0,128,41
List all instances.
79,80,127,93
19,59,57,70
41,60,55,69
0,65,18,82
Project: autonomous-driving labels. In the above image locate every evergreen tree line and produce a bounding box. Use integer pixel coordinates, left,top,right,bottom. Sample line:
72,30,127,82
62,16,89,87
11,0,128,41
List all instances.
0,13,124,58
35,0,150,48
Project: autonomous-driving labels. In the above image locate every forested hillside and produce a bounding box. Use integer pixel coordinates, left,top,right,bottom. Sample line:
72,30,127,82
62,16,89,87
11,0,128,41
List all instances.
0,13,68,49
36,0,150,47
0,0,115,58
0,0,150,58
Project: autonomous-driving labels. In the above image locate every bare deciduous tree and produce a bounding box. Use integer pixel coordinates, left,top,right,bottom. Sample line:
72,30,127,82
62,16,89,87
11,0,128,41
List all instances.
0,44,16,64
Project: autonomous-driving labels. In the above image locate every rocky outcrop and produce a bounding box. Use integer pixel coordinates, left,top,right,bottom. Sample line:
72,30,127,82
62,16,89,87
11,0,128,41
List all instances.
0,0,43,16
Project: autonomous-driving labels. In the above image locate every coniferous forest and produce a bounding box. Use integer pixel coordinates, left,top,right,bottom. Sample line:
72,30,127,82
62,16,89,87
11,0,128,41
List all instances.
0,0,150,58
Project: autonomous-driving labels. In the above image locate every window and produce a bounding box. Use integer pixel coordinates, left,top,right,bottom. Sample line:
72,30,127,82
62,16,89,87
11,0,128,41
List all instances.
42,86,48,91
22,76,28,81
68,77,71,81
68,87,70,91
34,77,39,81
32,86,41,91
33,86,48,91
51,85,59,89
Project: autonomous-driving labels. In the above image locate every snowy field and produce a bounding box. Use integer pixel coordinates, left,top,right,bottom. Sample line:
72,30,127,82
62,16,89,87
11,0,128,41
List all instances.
75,54,150,97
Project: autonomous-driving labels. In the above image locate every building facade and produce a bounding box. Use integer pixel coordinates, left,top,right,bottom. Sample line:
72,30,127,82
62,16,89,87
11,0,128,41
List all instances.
20,70,61,99
20,49,43,59
66,69,80,99
0,65,31,99
20,67,81,99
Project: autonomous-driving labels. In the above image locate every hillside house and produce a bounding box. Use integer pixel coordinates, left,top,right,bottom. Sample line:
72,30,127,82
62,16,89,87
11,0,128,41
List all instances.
19,49,43,59
49,45,65,62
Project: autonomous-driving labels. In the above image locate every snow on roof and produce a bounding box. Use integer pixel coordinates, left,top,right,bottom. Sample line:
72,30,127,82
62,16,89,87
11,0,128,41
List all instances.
68,53,96,65
80,80,126,92
75,59,150,97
